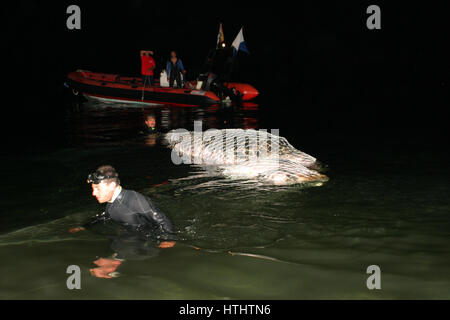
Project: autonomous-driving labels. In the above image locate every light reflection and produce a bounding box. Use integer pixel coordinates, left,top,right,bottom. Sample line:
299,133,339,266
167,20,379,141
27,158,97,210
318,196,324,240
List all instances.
64,100,260,146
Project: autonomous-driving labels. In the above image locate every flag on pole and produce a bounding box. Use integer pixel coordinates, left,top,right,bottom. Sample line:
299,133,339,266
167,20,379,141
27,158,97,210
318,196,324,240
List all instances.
216,23,225,48
231,27,249,56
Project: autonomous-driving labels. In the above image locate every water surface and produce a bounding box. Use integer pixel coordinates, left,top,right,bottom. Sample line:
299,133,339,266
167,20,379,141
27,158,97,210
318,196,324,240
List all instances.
0,100,448,299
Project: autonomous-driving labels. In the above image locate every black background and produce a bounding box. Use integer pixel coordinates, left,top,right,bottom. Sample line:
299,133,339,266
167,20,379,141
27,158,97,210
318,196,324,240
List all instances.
1,1,448,151
0,299,444,317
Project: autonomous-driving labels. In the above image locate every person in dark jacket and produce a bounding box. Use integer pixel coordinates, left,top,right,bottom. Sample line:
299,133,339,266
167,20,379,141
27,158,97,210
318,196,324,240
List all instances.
69,165,176,278
166,51,186,88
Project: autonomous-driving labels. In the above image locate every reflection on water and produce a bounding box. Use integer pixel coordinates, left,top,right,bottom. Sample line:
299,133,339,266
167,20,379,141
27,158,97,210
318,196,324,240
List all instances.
64,100,260,147
0,99,449,299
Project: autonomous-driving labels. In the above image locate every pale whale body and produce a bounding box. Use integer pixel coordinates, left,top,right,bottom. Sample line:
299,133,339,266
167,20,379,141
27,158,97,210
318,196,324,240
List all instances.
165,129,328,185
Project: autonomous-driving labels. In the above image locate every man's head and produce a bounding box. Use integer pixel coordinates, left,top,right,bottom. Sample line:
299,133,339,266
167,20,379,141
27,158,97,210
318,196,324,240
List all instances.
144,113,156,129
87,165,120,203
170,51,177,58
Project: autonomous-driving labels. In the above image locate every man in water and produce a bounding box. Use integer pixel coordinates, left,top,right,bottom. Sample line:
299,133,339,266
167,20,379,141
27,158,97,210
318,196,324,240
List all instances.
143,113,157,133
140,50,155,86
70,165,175,278
166,51,186,88
140,113,158,146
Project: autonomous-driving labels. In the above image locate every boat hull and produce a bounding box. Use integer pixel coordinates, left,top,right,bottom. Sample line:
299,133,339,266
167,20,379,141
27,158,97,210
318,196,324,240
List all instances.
67,70,221,107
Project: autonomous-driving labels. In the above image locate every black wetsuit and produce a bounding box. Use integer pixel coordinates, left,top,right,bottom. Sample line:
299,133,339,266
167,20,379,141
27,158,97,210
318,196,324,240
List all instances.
140,125,157,134
83,188,175,259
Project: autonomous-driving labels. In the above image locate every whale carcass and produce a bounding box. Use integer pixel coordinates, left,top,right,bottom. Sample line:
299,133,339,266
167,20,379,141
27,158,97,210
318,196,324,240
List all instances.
165,129,328,185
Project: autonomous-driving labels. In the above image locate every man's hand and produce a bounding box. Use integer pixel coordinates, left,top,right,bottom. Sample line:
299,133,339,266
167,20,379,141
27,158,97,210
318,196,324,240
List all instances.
90,267,118,279
93,258,122,267
159,241,176,248
90,258,122,279
69,227,85,233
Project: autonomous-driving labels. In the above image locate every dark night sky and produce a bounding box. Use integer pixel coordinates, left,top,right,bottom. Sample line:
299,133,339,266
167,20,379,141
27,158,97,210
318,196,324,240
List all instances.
1,1,448,150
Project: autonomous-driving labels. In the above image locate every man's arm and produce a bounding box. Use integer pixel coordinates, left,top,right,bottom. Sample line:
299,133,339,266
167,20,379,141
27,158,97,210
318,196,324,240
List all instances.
179,59,186,73
145,58,155,73
166,61,171,76
69,212,111,233
139,200,175,235
131,191,176,247
150,58,156,70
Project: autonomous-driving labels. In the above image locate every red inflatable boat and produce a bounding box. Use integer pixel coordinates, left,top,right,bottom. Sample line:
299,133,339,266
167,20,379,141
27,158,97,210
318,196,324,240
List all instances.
66,70,258,107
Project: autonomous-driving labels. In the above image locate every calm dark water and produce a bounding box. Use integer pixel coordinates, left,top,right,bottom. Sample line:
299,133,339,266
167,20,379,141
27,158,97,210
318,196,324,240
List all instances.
0,99,449,299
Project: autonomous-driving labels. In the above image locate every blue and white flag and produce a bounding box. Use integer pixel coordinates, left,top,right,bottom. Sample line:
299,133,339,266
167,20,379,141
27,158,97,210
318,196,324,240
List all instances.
231,27,250,56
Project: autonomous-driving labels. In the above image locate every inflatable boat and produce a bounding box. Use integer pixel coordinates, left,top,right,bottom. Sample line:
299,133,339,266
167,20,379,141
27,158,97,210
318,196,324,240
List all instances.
66,70,258,107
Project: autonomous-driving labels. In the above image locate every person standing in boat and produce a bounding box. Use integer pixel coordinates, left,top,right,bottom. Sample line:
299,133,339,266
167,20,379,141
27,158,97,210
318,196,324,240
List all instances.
166,51,186,88
140,50,155,86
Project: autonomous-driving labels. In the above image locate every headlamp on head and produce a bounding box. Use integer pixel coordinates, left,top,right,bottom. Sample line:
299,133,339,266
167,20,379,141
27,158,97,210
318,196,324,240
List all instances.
87,171,118,184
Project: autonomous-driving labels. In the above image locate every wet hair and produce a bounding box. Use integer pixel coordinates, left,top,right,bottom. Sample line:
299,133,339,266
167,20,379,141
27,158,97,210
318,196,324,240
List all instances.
96,165,120,185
